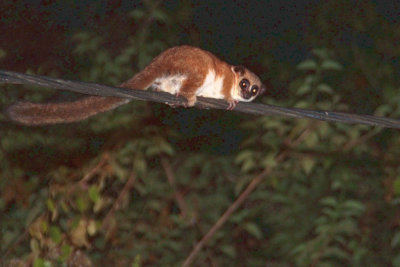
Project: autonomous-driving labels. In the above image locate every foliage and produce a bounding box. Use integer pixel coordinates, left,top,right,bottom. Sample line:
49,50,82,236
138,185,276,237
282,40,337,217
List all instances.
1,1,400,266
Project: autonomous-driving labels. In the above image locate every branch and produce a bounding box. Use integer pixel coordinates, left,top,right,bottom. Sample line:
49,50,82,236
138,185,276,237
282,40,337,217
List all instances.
161,157,190,220
102,172,136,231
1,69,400,129
182,125,313,267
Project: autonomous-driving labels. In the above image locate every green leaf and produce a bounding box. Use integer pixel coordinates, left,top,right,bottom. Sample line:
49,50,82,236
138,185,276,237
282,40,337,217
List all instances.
343,200,365,214
261,152,277,169
235,150,254,164
243,222,263,240
321,60,342,71
61,244,72,261
241,159,256,172
33,258,51,267
33,258,45,267
374,104,392,116
320,197,337,206
220,244,237,258
301,158,315,174
76,196,89,213
297,59,317,71
134,157,147,174
145,145,160,157
394,178,400,196
0,48,6,59
312,48,329,59
89,185,100,203
316,83,334,94
49,226,62,244
304,132,319,147
230,209,251,223
294,101,311,108
46,199,55,212
152,9,169,22
317,122,331,138
391,232,400,248
30,238,40,254
296,84,311,96
159,142,175,156
132,254,142,267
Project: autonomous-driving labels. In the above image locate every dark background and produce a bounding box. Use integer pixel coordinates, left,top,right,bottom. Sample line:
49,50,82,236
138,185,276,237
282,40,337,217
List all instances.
2,1,400,266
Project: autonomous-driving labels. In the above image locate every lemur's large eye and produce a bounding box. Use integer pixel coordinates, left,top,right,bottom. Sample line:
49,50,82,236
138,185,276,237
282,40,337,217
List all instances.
239,79,250,90
251,85,259,95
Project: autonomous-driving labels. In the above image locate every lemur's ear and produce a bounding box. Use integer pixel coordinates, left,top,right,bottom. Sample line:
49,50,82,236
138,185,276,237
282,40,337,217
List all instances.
232,65,245,76
259,84,267,95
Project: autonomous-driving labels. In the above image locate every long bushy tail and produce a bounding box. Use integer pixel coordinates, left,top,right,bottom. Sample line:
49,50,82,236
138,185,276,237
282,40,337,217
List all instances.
6,62,162,125
6,96,129,125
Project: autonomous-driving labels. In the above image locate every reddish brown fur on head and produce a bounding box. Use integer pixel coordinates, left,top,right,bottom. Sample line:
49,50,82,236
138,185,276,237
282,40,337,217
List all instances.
232,65,265,102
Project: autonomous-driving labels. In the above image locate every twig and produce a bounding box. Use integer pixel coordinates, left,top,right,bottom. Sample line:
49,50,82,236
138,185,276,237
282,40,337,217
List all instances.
79,153,109,187
161,157,190,220
0,229,29,265
342,127,381,151
102,172,136,230
182,125,313,267
1,70,400,128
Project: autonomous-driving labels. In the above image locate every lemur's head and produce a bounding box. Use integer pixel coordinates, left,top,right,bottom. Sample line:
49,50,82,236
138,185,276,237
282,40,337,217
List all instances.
232,65,266,102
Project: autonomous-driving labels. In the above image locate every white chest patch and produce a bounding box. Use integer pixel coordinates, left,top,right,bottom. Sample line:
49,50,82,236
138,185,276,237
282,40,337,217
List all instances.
196,70,224,99
151,70,225,99
152,74,187,95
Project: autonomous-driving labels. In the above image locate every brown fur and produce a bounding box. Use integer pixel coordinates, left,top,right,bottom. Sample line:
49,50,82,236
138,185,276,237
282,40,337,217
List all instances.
7,96,127,125
7,45,264,125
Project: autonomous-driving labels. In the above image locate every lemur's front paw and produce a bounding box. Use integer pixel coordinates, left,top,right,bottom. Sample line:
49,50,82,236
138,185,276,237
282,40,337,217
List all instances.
227,100,238,110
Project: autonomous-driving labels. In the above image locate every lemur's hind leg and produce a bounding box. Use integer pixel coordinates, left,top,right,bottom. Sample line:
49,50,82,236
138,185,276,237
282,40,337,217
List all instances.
177,74,204,107
120,65,161,90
